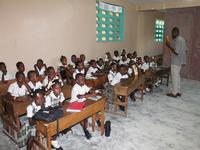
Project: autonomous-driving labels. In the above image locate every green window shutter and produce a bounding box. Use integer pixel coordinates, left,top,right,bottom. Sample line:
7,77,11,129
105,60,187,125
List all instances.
96,1,124,42
154,19,164,42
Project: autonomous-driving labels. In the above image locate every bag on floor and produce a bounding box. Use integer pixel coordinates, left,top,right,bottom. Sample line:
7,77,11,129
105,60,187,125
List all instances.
104,120,111,137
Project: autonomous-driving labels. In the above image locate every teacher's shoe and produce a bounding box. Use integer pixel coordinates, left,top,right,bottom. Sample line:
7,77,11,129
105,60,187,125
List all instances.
166,93,177,98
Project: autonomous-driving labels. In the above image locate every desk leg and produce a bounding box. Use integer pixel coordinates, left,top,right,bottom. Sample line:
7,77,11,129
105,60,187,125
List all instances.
47,134,51,150
37,130,42,150
92,115,95,132
114,94,118,112
100,110,104,136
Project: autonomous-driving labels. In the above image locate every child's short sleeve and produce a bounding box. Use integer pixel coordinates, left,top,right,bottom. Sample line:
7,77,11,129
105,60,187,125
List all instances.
27,105,34,118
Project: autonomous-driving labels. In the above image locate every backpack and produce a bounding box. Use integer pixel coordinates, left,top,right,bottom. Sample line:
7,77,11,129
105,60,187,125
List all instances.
32,106,64,123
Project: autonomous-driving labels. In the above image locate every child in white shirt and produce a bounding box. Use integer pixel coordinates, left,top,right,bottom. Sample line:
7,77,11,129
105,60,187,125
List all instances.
43,66,63,92
69,55,77,69
18,89,45,149
73,61,85,79
85,60,99,79
71,73,97,139
27,70,43,92
0,62,14,82
111,65,129,86
119,55,129,65
45,80,65,108
112,50,121,62
80,54,88,67
141,56,150,72
107,63,117,84
97,58,105,70
34,59,47,76
16,61,27,77
7,71,29,100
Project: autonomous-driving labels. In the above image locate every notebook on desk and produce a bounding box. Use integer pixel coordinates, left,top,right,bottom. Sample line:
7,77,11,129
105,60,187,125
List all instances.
66,102,85,112
87,95,102,101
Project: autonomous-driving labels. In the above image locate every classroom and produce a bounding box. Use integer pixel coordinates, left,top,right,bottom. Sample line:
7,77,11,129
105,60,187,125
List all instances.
0,0,200,150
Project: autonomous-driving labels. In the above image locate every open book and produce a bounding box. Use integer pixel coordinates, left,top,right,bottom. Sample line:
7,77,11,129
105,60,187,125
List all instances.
87,95,102,101
66,102,85,112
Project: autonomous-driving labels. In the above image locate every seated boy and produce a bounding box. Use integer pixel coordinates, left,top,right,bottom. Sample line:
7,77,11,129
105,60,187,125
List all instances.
71,73,97,139
7,71,29,100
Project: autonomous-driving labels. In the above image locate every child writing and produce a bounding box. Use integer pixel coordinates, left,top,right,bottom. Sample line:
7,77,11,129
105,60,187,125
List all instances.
34,59,47,76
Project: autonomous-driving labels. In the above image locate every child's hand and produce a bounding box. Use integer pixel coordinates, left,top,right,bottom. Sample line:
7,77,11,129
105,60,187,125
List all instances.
77,94,85,99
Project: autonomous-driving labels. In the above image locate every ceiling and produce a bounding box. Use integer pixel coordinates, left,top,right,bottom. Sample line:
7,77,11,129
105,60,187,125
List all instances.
127,0,185,4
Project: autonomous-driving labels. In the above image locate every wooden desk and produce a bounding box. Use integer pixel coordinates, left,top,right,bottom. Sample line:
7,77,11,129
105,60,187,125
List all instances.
85,74,108,89
0,79,15,96
155,67,170,86
36,98,105,150
1,96,32,142
114,75,145,116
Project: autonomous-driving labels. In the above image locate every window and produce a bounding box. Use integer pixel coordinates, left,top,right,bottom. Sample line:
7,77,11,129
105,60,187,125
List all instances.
154,19,164,42
96,1,124,42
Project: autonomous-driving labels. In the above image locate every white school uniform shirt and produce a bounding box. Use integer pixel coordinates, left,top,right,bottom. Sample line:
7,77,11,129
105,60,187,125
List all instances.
97,64,104,70
71,83,91,102
28,81,43,91
8,82,29,97
141,62,150,72
45,91,65,108
126,58,131,64
27,102,42,118
73,69,85,79
0,71,14,81
83,60,88,66
108,70,117,84
128,68,133,76
69,62,76,68
35,66,46,76
85,67,98,79
112,56,120,62
111,72,128,86
43,75,63,89
132,58,137,63
150,62,157,68
119,59,129,65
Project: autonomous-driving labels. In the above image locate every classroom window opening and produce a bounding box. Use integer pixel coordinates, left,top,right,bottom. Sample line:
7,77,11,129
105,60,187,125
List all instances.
96,1,124,42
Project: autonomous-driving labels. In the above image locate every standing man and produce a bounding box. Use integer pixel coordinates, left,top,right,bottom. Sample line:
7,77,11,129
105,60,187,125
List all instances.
166,27,187,98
